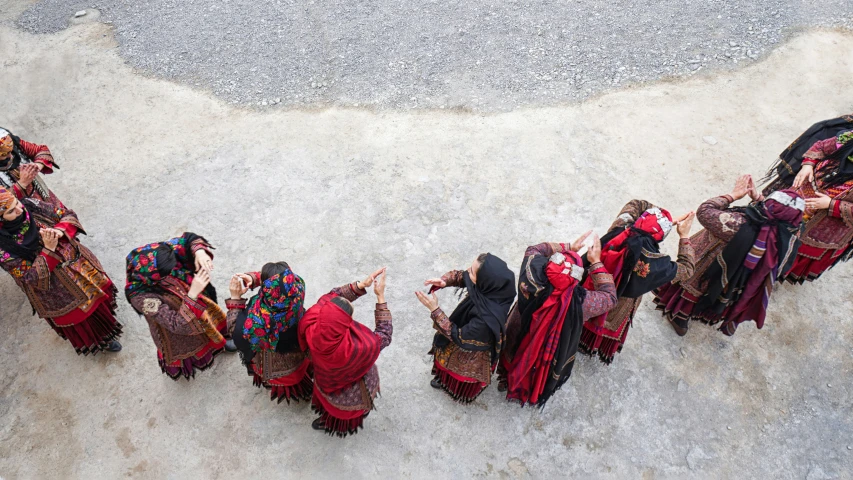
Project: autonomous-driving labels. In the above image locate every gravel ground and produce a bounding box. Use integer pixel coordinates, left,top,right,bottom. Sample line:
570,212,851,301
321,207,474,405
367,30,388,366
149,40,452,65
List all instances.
15,0,853,111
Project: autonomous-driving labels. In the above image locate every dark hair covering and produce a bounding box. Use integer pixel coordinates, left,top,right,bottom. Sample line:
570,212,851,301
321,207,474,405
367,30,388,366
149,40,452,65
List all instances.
434,253,516,361
232,260,304,367
762,114,853,191
0,199,41,262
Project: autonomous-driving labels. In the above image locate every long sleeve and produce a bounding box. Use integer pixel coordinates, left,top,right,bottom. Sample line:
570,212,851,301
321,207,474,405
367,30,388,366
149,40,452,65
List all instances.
696,195,745,242
581,261,618,320
18,139,56,172
430,307,453,340
130,293,206,336
225,297,248,329
373,303,393,350
330,281,367,301
439,270,466,288
608,199,655,231
672,238,696,283
802,137,842,165
0,249,59,289
524,242,573,258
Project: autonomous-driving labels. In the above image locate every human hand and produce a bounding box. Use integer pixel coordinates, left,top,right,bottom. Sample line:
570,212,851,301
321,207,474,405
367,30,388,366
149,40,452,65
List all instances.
194,249,213,274
570,230,593,252
188,268,211,300
39,228,61,251
805,192,831,211
792,165,815,189
373,268,387,302
674,212,695,238
586,234,602,263
229,274,249,300
357,267,385,290
730,174,751,201
18,163,39,188
747,176,764,202
415,290,440,312
423,277,447,291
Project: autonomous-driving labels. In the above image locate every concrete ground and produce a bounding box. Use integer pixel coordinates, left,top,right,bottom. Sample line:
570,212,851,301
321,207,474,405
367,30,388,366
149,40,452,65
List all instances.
0,4,852,479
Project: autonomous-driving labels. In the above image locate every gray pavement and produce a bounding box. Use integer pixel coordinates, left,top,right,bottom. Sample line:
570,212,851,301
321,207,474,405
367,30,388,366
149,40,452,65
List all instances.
16,0,853,111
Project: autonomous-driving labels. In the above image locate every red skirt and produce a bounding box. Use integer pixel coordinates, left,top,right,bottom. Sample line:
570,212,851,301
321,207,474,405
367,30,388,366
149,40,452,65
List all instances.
251,359,313,404
783,244,847,283
653,283,722,325
46,285,122,355
432,360,488,404
311,389,368,438
158,322,227,381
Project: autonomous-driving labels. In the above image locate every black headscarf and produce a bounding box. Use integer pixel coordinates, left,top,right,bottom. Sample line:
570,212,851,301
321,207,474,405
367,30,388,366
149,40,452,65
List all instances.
0,199,41,262
695,200,800,316
434,254,516,360
592,226,679,299
762,114,853,192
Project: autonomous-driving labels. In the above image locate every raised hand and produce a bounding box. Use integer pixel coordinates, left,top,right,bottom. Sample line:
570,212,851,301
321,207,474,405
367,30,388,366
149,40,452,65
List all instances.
17,163,39,188
570,230,593,252
229,274,250,300
194,249,213,274
373,268,387,303
188,268,211,300
674,212,695,238
423,277,447,290
415,290,440,312
39,228,61,251
747,176,764,202
587,234,602,263
793,165,815,189
357,267,385,290
730,174,752,201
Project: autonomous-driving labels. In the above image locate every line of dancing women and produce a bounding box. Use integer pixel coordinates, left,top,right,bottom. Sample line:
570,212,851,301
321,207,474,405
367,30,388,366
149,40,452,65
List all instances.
1,113,851,437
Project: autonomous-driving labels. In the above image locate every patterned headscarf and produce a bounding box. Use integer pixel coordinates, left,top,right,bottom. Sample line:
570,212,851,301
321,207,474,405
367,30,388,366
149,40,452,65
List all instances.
0,185,15,215
243,267,306,352
125,235,197,302
0,130,13,158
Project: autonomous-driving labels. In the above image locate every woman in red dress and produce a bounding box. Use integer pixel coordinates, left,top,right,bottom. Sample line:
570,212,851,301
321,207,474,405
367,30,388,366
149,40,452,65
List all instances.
0,187,122,355
762,114,853,283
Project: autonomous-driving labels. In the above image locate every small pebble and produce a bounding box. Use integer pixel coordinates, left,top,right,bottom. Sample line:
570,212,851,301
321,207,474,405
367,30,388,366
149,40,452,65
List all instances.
74,10,87,18
727,426,732,430
703,136,718,145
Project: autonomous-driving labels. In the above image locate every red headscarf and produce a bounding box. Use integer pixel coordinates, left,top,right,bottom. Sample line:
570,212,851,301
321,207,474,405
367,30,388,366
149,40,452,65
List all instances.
298,293,381,394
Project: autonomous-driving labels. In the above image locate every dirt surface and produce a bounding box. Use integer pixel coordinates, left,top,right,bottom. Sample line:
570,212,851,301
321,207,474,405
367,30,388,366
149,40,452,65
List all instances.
0,16,852,480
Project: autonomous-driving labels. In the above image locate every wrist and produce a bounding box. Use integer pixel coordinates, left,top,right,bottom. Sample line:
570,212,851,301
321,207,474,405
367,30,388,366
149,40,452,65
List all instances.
356,281,364,290
376,295,385,304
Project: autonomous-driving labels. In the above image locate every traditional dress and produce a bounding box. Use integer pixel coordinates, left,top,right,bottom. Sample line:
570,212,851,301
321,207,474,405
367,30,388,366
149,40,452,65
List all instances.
428,254,515,404
762,115,853,283
298,282,392,437
125,232,231,380
579,201,695,364
0,187,122,354
228,268,313,404
498,244,617,407
0,128,62,204
654,191,804,336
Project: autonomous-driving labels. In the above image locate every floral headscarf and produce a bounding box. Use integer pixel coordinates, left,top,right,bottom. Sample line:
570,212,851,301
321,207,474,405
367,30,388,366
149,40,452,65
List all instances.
124,233,202,303
243,267,305,352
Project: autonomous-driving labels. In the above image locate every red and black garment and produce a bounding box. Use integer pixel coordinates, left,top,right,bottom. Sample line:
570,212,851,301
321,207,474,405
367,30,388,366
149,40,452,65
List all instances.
503,251,586,408
579,208,676,361
762,114,853,193
298,293,380,394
